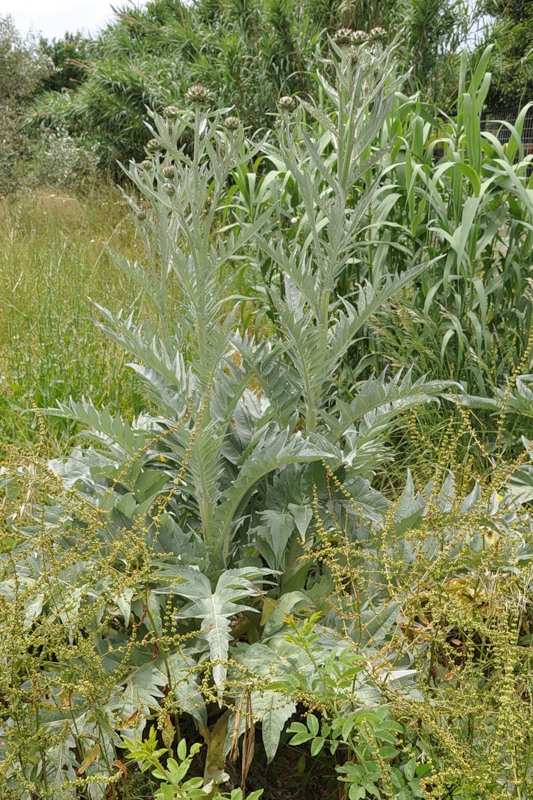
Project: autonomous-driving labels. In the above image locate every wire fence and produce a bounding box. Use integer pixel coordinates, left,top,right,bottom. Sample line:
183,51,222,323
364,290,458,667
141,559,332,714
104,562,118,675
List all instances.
482,106,533,146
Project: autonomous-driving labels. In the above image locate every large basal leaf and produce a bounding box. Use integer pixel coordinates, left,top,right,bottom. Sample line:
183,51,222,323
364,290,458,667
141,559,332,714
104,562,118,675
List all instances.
393,471,426,535
456,375,533,418
237,337,300,428
326,261,442,371
253,510,295,571
248,690,296,764
359,600,401,652
212,429,341,564
117,663,167,718
509,465,533,505
167,651,208,729
93,303,193,416
173,567,271,698
324,368,449,441
226,641,301,762
46,729,77,800
48,398,153,456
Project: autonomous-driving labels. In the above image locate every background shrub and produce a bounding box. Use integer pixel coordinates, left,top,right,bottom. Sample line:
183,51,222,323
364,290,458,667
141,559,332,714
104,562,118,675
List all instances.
0,16,53,194
29,0,479,173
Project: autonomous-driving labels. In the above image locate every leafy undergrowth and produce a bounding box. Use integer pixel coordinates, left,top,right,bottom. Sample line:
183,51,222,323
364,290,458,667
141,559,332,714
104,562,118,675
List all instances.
0,419,531,799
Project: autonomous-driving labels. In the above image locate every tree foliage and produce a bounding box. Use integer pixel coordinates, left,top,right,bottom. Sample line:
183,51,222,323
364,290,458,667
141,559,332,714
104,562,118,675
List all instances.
38,31,90,94
30,0,478,172
483,0,533,107
0,15,52,192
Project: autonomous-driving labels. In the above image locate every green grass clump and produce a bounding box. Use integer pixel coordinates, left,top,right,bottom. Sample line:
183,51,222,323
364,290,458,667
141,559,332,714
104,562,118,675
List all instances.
0,184,145,453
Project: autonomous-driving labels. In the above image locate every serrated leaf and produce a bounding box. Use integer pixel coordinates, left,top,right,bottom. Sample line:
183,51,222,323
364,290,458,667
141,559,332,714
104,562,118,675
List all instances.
167,652,208,728
174,568,270,698
255,510,294,570
257,691,296,762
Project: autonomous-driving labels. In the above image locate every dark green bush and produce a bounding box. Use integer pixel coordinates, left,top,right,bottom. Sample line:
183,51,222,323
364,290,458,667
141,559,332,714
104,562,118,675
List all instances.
0,16,53,193
30,0,479,173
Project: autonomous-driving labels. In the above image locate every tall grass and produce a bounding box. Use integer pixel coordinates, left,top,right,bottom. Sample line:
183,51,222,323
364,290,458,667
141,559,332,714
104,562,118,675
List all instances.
0,184,145,452
374,46,533,396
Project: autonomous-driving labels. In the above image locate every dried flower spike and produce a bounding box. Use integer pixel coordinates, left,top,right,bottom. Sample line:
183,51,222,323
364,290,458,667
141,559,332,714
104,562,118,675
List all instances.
186,83,213,104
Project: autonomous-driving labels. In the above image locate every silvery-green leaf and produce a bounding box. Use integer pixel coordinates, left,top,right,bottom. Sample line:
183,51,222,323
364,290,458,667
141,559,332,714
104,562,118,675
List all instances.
288,503,313,541
174,568,270,698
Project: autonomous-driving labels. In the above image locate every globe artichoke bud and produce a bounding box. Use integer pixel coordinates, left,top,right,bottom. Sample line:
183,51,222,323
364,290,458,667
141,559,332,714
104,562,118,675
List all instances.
224,115,241,131
162,104,180,119
369,27,387,44
351,30,369,46
145,138,161,154
276,95,297,112
186,83,213,105
333,28,355,46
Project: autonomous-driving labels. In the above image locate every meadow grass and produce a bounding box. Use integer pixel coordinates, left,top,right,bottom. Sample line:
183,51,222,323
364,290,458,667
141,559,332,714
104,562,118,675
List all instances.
0,183,146,454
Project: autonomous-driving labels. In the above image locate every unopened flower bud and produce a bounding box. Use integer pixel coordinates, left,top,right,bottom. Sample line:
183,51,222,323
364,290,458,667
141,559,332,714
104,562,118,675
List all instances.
186,83,212,104
162,104,180,119
333,28,355,46
277,95,297,112
224,115,241,131
163,164,175,179
146,138,161,154
351,30,369,46
369,27,387,44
